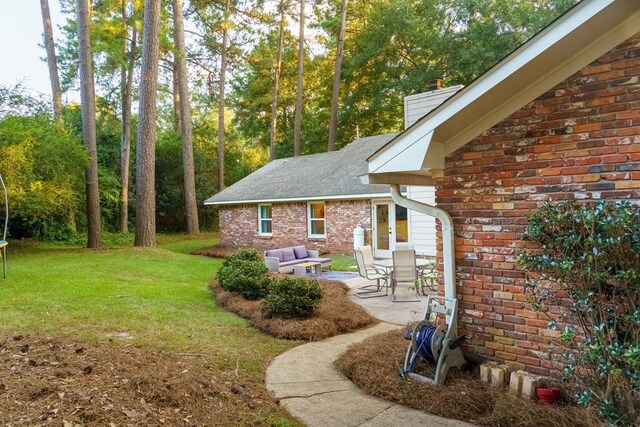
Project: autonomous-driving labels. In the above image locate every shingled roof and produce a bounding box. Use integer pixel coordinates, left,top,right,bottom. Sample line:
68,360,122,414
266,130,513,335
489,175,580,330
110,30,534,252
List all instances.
204,133,397,205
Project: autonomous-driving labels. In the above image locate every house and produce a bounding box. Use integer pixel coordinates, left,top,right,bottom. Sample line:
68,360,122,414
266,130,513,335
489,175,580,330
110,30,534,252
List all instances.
364,0,640,376
204,134,432,256
204,85,462,256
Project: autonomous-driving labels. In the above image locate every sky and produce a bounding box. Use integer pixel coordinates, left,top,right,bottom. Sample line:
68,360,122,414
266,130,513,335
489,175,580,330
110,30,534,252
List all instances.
0,1,69,100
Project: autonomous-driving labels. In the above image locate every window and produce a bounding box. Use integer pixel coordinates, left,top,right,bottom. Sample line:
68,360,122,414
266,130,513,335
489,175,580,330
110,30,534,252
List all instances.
258,204,272,235
308,202,326,237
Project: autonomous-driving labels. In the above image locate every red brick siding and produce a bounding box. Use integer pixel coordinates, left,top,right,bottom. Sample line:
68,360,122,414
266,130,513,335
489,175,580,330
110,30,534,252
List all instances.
219,199,372,254
436,34,640,376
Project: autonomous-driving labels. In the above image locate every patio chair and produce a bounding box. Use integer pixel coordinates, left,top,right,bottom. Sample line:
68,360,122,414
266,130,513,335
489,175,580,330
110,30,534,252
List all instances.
353,248,388,298
390,249,421,302
415,258,438,295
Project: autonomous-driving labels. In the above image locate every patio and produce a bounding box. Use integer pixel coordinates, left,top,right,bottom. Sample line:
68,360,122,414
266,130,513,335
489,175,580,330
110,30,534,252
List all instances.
315,271,428,325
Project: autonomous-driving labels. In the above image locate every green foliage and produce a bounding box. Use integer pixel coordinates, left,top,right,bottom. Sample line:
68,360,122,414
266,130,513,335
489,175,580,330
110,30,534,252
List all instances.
0,99,86,240
63,102,135,233
230,29,328,157
155,129,222,232
217,249,271,300
262,277,324,319
232,0,578,153
518,200,640,425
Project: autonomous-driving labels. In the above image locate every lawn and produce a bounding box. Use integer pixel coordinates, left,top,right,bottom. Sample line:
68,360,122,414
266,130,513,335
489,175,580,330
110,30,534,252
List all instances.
0,234,301,425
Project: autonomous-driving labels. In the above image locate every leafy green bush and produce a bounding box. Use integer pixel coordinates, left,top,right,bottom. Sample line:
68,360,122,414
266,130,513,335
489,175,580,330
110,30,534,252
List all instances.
518,200,640,425
0,110,86,240
262,277,324,319
217,249,270,300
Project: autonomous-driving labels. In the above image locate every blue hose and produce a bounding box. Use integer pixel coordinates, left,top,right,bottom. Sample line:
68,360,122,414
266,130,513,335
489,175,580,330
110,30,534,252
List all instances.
407,324,438,372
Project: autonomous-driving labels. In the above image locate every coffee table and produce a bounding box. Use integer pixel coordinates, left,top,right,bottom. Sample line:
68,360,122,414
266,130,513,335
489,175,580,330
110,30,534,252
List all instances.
293,261,322,276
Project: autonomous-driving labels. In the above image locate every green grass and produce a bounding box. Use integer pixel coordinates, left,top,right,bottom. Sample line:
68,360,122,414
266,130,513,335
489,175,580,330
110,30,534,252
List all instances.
327,252,357,271
0,234,297,378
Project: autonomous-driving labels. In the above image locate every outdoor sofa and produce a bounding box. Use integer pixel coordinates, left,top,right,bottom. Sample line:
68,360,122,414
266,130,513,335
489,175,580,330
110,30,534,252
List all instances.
264,245,332,273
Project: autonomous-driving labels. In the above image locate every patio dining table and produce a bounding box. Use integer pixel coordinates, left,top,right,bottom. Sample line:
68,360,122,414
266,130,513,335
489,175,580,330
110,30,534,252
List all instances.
372,257,433,271
372,257,435,299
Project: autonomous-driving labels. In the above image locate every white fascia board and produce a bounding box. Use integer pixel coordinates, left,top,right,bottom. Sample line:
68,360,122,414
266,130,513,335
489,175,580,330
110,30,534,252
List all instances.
203,193,391,206
368,0,620,175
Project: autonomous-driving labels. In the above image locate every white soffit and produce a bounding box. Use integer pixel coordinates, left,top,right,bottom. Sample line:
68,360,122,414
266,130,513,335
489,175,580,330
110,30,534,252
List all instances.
368,130,433,174
368,0,640,177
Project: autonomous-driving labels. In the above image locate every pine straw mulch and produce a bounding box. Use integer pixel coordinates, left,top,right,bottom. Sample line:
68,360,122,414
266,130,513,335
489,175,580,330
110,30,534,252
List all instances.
335,329,605,427
0,335,291,426
194,244,257,259
210,277,377,341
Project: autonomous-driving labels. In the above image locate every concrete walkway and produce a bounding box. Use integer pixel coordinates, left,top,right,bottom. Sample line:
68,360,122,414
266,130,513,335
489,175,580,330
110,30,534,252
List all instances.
265,277,477,427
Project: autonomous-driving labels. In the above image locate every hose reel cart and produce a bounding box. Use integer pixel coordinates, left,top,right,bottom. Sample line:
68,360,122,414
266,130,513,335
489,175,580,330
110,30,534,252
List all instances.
402,295,469,385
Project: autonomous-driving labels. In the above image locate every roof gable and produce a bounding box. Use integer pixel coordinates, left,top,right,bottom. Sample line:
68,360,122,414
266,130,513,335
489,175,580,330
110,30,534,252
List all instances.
367,0,640,181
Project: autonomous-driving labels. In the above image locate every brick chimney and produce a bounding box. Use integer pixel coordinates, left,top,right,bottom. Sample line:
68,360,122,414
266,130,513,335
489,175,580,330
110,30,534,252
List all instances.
427,79,442,91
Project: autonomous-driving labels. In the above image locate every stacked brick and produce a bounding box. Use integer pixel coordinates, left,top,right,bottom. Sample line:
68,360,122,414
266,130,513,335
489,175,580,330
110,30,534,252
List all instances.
219,199,371,254
435,34,640,376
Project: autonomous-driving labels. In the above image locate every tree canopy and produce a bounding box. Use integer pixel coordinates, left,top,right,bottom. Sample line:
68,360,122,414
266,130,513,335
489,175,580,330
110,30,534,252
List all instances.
1,0,579,241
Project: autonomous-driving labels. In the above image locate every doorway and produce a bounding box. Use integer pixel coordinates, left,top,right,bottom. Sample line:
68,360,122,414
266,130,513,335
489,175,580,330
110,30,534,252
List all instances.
372,201,408,258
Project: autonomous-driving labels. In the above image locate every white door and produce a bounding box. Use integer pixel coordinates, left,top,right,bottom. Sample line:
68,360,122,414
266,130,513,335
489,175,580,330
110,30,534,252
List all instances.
372,201,408,258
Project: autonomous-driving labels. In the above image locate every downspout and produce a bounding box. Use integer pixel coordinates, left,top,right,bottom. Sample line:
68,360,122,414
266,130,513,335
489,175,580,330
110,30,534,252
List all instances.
390,184,457,330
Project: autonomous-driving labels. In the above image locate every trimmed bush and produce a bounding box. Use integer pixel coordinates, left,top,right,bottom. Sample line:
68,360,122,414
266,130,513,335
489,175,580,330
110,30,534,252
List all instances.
262,277,324,319
217,249,270,300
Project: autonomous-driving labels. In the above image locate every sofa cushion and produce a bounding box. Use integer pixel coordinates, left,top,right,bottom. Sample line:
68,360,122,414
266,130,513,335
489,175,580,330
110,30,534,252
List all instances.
281,247,296,262
280,259,304,267
265,249,283,262
293,245,308,259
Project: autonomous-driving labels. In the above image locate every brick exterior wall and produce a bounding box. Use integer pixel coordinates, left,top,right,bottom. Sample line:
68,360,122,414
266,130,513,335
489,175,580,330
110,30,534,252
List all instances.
219,199,372,254
435,34,640,376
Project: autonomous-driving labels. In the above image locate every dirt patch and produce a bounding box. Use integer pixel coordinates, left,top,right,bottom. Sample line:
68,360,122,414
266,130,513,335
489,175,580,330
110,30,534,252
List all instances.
335,329,604,427
0,335,291,426
211,278,377,341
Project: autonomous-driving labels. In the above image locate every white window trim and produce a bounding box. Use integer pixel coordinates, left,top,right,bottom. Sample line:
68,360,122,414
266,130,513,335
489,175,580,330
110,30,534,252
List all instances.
258,204,273,236
307,202,326,238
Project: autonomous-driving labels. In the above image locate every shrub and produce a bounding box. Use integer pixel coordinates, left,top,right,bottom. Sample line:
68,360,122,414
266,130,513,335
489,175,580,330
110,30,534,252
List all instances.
217,249,270,300
518,200,640,425
262,277,324,319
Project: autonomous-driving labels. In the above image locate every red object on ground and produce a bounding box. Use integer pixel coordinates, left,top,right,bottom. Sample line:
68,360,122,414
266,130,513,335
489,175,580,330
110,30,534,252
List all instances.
536,387,561,404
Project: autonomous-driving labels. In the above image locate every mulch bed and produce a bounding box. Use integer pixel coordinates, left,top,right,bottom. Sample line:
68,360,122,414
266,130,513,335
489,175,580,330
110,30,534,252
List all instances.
211,277,377,341
335,329,604,427
0,335,289,426
194,244,258,259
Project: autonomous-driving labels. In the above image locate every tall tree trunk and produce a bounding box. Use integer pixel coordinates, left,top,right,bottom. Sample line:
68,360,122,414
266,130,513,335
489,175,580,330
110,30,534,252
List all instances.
217,0,231,191
173,0,199,234
293,0,305,157
76,0,101,249
269,0,286,162
40,0,63,124
328,0,348,152
119,0,136,234
134,0,161,247
172,61,182,133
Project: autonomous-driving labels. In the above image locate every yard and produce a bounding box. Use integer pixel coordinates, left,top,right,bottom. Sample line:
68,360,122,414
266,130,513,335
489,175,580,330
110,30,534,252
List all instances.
0,234,301,426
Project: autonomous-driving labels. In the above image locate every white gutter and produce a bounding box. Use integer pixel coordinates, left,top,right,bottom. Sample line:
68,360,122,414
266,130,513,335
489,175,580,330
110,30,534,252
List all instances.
390,184,457,332
203,192,397,206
